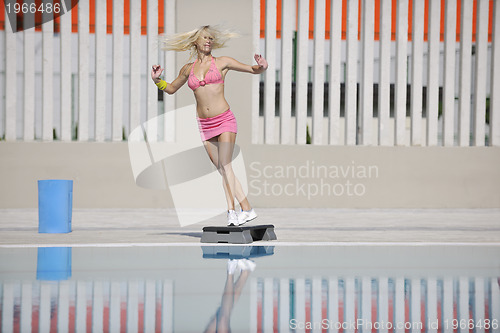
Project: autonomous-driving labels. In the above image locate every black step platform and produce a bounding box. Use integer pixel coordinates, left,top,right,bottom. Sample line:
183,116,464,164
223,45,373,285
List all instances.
201,224,277,244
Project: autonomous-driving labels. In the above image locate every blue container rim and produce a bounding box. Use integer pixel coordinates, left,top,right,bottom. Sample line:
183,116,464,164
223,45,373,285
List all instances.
38,179,73,183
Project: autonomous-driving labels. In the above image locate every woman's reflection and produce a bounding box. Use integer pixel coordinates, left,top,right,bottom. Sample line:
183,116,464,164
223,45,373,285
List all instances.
204,259,256,333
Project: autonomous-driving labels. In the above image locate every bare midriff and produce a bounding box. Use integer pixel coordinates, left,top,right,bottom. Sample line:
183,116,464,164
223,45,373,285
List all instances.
193,83,230,119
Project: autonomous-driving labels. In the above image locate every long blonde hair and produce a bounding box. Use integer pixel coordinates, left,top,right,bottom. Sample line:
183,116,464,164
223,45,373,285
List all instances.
160,25,239,60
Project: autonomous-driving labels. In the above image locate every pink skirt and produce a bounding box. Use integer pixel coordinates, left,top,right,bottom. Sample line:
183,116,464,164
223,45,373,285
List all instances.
196,109,238,141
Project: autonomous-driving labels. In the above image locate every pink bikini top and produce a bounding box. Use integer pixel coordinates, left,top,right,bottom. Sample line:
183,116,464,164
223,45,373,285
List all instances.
187,57,224,91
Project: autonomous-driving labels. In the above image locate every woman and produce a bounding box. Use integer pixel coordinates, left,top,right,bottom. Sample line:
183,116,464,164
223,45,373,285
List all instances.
151,25,268,226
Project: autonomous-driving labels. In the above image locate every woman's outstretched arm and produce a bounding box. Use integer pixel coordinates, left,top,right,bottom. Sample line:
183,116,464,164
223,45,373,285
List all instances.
151,63,190,95
221,54,268,75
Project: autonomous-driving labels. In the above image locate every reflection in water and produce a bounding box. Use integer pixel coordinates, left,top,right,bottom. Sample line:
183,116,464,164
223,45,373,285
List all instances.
201,246,268,332
202,245,275,260
254,277,500,332
36,247,72,281
204,259,256,333
0,279,174,332
1,247,175,332
0,246,499,332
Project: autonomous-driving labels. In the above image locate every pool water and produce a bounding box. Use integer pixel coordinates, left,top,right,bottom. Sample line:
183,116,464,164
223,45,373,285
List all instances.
1,245,499,332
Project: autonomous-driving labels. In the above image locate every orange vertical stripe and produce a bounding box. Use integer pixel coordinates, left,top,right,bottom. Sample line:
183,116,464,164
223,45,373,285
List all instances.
342,0,347,39
457,0,461,42
439,0,445,41
124,0,129,34
391,0,397,41
158,0,164,34
488,0,493,42
408,0,412,40
107,0,113,33
374,0,380,41
71,0,78,32
277,0,282,38
89,0,95,33
141,0,146,35
424,0,429,41
260,0,265,38
358,0,362,40
309,0,314,39
35,0,44,32
0,0,5,30
325,0,331,39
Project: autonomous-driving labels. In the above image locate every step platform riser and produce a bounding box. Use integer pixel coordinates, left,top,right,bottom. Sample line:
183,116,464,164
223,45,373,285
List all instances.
201,224,277,244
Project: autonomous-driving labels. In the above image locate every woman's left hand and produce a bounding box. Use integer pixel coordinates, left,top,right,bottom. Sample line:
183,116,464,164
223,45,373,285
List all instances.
254,54,268,70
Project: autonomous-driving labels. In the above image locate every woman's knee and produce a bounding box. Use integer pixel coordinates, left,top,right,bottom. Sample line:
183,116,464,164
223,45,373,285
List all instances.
218,162,234,176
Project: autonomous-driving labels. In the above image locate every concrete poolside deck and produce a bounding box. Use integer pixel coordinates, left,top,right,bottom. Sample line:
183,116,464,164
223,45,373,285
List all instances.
1,208,500,246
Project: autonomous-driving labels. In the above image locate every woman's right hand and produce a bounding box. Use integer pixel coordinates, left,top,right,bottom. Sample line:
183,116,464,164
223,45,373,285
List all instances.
151,65,164,83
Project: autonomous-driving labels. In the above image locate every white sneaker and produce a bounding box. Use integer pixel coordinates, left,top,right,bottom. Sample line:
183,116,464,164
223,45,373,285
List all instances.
238,259,256,272
227,259,240,275
227,210,239,226
238,209,257,225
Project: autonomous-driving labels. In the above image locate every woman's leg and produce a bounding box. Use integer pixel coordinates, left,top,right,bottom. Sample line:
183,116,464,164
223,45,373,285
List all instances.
202,137,220,168
213,272,234,333
202,274,234,333
202,133,252,212
203,137,236,211
233,269,250,303
217,132,252,211
203,138,233,208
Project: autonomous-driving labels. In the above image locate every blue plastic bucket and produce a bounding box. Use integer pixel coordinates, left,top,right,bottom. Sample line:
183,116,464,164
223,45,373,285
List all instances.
38,180,73,233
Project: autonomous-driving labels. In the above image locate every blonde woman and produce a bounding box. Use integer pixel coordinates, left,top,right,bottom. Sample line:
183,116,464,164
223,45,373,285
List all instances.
151,25,268,226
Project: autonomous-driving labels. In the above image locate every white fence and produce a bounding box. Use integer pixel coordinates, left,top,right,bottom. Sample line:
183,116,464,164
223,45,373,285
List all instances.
1,0,499,146
0,0,176,142
255,0,500,146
